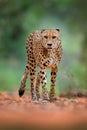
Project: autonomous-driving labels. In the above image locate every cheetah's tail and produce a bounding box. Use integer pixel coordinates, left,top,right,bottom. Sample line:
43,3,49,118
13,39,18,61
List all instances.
18,66,29,97
19,85,25,97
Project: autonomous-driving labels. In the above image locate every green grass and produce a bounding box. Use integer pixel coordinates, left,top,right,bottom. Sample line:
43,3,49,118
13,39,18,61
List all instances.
0,59,23,91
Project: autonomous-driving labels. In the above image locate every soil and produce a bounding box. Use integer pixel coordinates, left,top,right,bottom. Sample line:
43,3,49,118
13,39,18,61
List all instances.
0,92,87,130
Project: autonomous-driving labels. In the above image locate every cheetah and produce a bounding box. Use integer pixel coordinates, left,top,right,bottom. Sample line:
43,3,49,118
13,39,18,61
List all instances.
18,29,62,102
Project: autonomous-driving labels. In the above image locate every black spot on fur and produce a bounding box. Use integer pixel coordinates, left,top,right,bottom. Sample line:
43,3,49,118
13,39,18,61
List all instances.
26,65,29,69
53,72,56,75
31,78,33,81
51,79,54,83
41,76,42,79
42,77,45,80
51,72,56,75
41,71,44,74
31,69,35,72
32,73,34,75
43,63,46,66
30,47,32,49
26,46,28,49
30,72,32,75
51,72,53,75
30,42,32,44
31,64,34,67
41,29,45,33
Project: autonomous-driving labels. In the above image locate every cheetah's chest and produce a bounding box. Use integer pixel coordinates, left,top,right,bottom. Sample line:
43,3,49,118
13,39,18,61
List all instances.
37,50,58,68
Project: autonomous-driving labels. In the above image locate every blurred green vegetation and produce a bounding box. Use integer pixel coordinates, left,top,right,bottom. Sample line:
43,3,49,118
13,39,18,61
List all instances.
0,0,87,93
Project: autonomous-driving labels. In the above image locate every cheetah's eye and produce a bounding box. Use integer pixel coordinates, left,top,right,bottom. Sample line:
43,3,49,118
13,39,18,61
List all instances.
52,36,56,39
44,36,48,39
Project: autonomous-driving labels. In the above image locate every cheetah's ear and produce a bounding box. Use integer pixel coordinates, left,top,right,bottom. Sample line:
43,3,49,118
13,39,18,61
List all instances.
41,29,45,33
56,29,60,32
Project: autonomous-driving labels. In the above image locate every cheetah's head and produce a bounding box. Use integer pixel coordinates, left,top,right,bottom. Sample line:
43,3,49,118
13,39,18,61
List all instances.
41,29,61,49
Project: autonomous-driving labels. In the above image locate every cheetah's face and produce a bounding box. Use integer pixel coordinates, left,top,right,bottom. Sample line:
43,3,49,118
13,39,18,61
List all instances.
41,29,61,49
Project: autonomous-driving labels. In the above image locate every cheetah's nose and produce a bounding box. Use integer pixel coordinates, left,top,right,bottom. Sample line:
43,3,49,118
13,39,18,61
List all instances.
47,43,52,47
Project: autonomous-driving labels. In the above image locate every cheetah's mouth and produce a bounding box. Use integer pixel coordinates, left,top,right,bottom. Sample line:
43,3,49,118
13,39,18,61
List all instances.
47,46,52,49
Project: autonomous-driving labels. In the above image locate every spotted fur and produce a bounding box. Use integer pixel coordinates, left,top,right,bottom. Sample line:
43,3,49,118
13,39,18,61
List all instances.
19,29,62,102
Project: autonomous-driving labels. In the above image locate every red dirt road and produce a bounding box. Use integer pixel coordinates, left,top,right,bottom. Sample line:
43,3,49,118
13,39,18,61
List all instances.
0,92,87,130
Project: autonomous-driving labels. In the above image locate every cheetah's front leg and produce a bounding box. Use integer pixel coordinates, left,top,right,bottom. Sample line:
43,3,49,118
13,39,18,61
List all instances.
36,72,41,100
41,70,49,101
49,66,58,102
37,69,49,101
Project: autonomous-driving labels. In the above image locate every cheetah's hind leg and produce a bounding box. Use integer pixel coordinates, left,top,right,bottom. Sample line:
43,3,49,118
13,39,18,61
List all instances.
19,67,29,97
36,72,41,101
